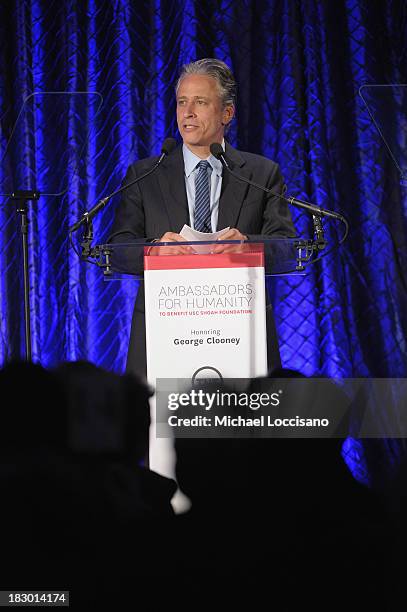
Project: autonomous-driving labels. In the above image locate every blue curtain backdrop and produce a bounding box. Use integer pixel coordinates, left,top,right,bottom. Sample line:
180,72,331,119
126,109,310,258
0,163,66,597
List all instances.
1,0,407,484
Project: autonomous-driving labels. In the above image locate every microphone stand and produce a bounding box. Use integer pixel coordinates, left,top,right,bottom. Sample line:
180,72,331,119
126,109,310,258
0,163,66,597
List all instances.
80,217,95,260
10,189,40,361
69,138,177,262
312,213,327,251
209,143,349,265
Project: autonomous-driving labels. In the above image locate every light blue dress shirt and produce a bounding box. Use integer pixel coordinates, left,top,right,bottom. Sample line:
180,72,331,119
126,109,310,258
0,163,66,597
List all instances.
182,143,224,232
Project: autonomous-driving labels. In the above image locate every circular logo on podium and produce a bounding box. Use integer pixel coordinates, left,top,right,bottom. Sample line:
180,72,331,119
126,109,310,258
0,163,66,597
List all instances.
191,366,223,386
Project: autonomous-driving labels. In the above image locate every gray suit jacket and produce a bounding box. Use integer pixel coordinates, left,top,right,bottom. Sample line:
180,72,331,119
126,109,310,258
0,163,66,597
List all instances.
110,142,296,377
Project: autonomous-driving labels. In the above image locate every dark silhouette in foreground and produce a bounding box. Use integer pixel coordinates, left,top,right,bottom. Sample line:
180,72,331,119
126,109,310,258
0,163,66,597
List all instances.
0,363,401,608
174,371,398,607
0,361,176,606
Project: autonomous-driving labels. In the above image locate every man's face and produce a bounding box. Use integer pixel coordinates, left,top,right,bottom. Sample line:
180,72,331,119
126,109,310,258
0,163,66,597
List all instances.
176,74,234,152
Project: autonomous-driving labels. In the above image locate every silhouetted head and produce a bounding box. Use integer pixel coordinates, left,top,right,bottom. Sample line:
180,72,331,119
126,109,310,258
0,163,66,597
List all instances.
55,360,152,463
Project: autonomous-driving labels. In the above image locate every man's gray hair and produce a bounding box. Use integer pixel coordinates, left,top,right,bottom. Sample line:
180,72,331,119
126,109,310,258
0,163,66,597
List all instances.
176,58,237,107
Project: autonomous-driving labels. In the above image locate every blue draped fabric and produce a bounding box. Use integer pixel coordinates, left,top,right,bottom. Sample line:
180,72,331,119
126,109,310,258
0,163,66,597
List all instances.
1,0,407,484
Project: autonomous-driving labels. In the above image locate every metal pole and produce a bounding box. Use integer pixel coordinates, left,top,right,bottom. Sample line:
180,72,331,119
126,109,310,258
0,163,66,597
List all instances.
11,191,39,362
18,201,32,361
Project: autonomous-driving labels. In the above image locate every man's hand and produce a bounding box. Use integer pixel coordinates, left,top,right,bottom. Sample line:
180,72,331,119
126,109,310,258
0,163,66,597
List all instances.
212,228,248,254
149,232,193,256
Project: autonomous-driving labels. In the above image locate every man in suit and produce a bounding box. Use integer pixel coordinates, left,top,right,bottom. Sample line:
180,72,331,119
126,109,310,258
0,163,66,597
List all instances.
110,58,296,378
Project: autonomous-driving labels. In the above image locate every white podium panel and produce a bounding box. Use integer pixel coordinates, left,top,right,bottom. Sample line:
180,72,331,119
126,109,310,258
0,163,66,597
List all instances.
144,248,267,486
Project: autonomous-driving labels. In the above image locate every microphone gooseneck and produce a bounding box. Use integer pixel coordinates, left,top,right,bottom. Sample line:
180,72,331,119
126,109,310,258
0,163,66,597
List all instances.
209,142,349,244
69,137,177,233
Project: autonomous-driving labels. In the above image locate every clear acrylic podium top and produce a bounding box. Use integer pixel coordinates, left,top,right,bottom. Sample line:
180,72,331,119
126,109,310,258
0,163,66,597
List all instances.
93,238,313,279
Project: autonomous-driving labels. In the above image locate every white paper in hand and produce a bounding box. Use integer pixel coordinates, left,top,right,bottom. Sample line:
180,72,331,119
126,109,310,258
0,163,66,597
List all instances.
180,225,230,253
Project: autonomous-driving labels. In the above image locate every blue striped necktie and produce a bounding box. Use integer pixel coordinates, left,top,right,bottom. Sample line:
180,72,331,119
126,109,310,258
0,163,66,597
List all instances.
194,160,213,232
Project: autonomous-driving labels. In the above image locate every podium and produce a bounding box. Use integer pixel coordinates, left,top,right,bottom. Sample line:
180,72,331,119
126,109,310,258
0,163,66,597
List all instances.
93,237,310,487
96,237,310,383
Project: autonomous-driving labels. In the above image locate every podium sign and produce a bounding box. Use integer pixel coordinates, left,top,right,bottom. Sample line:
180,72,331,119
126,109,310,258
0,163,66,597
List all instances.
144,247,268,382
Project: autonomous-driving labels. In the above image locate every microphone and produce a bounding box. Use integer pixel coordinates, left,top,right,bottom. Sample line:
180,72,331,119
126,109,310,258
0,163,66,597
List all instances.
209,142,347,225
69,137,177,233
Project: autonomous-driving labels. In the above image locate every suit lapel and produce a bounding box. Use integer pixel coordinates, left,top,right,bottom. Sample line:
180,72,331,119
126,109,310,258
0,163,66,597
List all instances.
157,146,190,231
217,142,251,230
